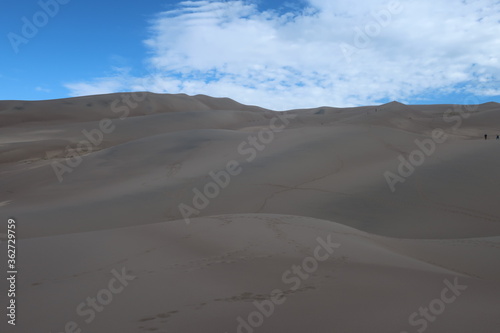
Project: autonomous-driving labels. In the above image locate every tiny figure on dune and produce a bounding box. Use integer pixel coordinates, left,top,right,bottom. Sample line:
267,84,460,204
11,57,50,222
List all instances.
485,134,488,140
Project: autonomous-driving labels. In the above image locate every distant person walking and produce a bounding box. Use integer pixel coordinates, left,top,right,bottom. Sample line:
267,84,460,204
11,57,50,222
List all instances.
485,134,488,140
497,135,499,140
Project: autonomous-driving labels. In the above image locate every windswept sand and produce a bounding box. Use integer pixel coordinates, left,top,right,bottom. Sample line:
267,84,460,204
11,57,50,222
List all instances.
1,93,499,332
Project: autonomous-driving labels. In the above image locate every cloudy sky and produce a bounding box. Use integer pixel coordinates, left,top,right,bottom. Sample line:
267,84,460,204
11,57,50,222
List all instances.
2,0,500,110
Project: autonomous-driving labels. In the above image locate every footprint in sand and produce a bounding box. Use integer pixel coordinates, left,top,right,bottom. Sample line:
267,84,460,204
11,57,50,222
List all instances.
0,200,12,207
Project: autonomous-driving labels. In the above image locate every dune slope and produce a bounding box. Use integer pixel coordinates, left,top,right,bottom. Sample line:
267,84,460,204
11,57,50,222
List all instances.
1,93,499,332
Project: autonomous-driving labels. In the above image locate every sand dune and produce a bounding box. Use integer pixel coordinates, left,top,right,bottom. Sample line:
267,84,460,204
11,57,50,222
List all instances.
7,214,500,333
1,93,499,332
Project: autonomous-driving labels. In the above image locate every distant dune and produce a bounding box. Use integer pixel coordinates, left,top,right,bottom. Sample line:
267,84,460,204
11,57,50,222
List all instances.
1,93,499,333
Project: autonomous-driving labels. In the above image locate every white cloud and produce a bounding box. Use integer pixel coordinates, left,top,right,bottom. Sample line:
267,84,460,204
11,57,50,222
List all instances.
65,79,126,97
65,67,132,96
35,86,51,93
65,0,500,110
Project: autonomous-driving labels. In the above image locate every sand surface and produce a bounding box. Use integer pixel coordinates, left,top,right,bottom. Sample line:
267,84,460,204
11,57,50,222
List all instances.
1,93,499,332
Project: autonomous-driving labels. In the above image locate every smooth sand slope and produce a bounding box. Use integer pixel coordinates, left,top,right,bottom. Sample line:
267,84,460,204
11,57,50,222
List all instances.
1,93,499,332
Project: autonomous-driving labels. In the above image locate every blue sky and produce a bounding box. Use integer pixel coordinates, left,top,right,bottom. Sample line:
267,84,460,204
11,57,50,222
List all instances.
2,0,499,110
